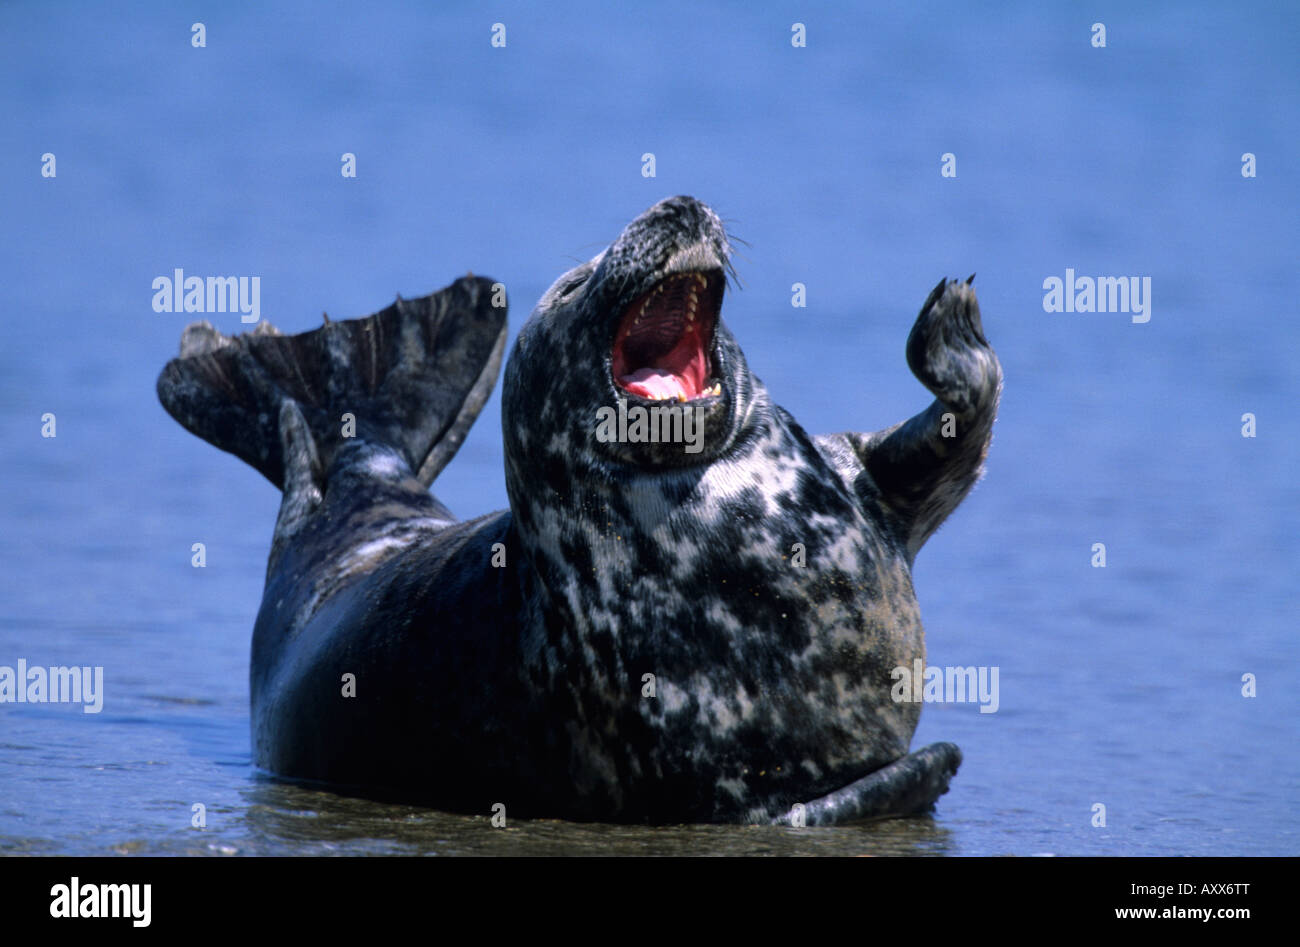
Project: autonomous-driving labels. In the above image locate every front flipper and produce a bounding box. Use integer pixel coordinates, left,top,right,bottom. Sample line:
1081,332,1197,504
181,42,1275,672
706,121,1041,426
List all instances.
770,742,962,826
817,277,1002,564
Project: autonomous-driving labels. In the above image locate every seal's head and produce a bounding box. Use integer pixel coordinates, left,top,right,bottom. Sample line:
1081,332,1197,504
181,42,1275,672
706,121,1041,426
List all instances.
504,195,759,472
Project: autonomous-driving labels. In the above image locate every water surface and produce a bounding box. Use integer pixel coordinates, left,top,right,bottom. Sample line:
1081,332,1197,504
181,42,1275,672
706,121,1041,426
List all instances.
1,1,1296,856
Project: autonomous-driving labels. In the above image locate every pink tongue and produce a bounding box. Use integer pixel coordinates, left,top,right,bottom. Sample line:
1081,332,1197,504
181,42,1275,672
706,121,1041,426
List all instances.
619,368,686,401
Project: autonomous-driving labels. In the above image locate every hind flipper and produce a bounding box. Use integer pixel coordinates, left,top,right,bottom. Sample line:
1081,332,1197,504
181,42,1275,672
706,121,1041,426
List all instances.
156,275,508,491
269,400,325,570
769,742,962,826
413,293,508,487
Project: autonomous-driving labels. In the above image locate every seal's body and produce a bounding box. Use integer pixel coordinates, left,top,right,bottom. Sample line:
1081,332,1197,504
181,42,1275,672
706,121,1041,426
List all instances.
158,196,1001,824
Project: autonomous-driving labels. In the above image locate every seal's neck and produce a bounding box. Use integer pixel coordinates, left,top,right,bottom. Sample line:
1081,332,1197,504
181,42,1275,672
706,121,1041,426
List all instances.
502,380,786,608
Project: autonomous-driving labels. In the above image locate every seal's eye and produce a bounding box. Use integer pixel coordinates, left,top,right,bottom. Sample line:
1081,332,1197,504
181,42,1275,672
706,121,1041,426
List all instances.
559,275,588,299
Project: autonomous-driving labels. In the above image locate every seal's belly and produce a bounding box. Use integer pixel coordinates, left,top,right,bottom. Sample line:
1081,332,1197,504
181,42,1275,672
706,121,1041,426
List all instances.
525,455,926,821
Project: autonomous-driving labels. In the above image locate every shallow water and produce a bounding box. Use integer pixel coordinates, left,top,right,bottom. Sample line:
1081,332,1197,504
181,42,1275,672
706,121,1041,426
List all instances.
1,2,1296,856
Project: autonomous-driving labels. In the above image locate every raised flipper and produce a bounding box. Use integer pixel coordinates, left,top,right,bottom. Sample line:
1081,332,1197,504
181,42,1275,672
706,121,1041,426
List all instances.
156,275,508,494
817,277,1002,564
770,742,962,826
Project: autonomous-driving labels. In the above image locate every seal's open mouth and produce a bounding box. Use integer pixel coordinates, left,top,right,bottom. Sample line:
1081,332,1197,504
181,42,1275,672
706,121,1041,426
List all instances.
612,270,724,401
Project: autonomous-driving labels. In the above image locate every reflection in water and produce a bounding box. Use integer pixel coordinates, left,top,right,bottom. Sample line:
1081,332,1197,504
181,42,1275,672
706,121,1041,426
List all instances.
236,779,957,857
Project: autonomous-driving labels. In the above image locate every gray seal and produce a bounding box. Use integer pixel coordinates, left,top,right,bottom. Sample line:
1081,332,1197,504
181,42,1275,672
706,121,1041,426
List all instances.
157,195,1001,825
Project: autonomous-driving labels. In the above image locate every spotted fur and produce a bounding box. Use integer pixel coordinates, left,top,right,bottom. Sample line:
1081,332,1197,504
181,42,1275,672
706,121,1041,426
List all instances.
157,196,1000,824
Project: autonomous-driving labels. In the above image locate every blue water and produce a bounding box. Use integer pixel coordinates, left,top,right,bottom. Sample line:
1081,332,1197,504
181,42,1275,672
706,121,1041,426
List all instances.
1,1,1296,855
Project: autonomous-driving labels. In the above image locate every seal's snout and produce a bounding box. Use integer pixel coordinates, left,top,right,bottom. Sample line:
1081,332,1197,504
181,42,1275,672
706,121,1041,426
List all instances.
597,196,732,403
612,269,724,402
601,195,731,294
